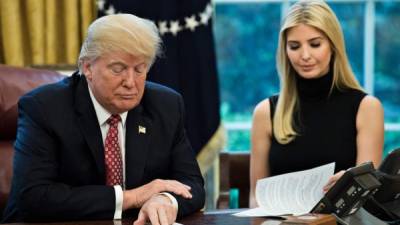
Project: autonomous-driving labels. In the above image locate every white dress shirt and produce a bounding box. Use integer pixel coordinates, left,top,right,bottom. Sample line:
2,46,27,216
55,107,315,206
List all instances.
88,86,177,219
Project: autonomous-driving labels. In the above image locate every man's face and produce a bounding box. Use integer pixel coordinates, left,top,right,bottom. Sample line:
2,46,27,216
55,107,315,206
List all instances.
82,52,148,114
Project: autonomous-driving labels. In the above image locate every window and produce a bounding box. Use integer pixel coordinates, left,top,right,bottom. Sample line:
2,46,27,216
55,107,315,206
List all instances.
214,0,400,155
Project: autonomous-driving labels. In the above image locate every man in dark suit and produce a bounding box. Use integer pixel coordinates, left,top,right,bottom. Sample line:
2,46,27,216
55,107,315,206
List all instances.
2,14,205,225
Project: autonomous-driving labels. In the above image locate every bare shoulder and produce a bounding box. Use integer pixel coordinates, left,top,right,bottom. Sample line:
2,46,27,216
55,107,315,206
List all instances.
357,95,384,126
253,98,270,119
252,98,272,134
358,95,383,113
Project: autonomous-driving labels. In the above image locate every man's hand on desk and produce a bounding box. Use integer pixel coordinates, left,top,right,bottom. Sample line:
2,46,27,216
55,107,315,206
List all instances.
133,194,177,225
123,179,192,209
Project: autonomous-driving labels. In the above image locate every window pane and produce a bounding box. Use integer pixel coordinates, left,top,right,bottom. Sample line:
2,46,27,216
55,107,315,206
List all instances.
329,3,365,84
225,129,250,151
214,3,281,125
375,2,400,123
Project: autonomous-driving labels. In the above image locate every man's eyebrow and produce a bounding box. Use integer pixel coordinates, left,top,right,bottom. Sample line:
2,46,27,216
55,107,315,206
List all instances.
134,62,147,67
107,61,127,67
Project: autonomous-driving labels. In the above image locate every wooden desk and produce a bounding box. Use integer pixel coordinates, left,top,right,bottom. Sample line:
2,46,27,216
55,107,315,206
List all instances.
180,209,267,225
1,209,280,225
2,208,387,225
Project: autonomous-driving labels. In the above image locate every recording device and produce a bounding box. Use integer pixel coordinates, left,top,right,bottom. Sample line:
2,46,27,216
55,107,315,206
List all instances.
311,162,381,218
364,148,400,222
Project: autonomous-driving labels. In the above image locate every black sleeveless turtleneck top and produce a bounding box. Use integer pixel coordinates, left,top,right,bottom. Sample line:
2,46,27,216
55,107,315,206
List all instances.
268,70,366,175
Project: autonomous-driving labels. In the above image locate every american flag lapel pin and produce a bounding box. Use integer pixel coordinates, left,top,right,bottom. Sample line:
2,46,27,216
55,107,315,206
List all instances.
138,125,146,134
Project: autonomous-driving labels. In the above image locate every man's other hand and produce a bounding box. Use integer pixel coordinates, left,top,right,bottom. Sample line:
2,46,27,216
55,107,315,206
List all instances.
123,179,192,209
133,194,177,225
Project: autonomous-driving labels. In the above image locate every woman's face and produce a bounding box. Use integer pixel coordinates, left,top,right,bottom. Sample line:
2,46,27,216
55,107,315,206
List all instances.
286,24,332,79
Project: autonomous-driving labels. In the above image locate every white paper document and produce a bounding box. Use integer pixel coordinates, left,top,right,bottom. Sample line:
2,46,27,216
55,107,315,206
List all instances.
234,162,335,217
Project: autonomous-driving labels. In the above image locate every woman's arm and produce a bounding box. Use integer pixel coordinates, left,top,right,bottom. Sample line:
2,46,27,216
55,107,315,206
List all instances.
356,95,384,167
249,99,272,208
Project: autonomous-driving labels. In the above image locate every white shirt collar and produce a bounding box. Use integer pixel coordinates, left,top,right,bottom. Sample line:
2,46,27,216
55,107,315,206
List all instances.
88,85,127,127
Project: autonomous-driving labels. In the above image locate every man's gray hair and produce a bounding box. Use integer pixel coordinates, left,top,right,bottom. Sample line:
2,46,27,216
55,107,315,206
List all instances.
78,14,162,73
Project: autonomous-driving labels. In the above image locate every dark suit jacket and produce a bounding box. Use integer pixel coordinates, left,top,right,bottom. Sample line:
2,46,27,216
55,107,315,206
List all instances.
2,73,205,222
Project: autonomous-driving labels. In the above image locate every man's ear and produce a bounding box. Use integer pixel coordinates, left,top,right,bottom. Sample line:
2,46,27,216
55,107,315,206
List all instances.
82,60,93,81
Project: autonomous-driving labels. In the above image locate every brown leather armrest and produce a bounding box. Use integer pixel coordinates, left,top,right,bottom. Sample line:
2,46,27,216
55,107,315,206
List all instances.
0,142,14,216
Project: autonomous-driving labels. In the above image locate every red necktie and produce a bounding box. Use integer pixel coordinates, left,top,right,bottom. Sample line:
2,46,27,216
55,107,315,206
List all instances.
104,114,123,186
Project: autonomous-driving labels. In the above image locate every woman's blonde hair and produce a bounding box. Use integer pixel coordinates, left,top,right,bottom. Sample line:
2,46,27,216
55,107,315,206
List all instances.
274,0,363,144
78,14,162,73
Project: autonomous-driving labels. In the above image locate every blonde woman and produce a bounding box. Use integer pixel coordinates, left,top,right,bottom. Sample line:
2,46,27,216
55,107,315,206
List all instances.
249,0,383,208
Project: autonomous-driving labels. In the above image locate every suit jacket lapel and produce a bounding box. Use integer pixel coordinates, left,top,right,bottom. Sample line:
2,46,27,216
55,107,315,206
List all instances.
74,74,105,179
125,105,152,188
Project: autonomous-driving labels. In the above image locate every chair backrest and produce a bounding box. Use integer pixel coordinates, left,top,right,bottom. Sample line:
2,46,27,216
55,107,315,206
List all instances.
0,64,64,218
374,148,400,203
217,151,250,209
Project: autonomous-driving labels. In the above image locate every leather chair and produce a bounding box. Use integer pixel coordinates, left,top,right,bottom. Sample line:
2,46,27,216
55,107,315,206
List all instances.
217,151,250,209
0,64,64,218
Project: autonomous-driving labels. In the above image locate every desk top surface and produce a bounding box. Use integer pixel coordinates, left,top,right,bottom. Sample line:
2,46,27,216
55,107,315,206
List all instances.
1,209,278,225
2,208,388,225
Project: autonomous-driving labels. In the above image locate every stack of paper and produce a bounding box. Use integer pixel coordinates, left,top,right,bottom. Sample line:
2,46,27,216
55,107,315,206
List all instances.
234,163,335,217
